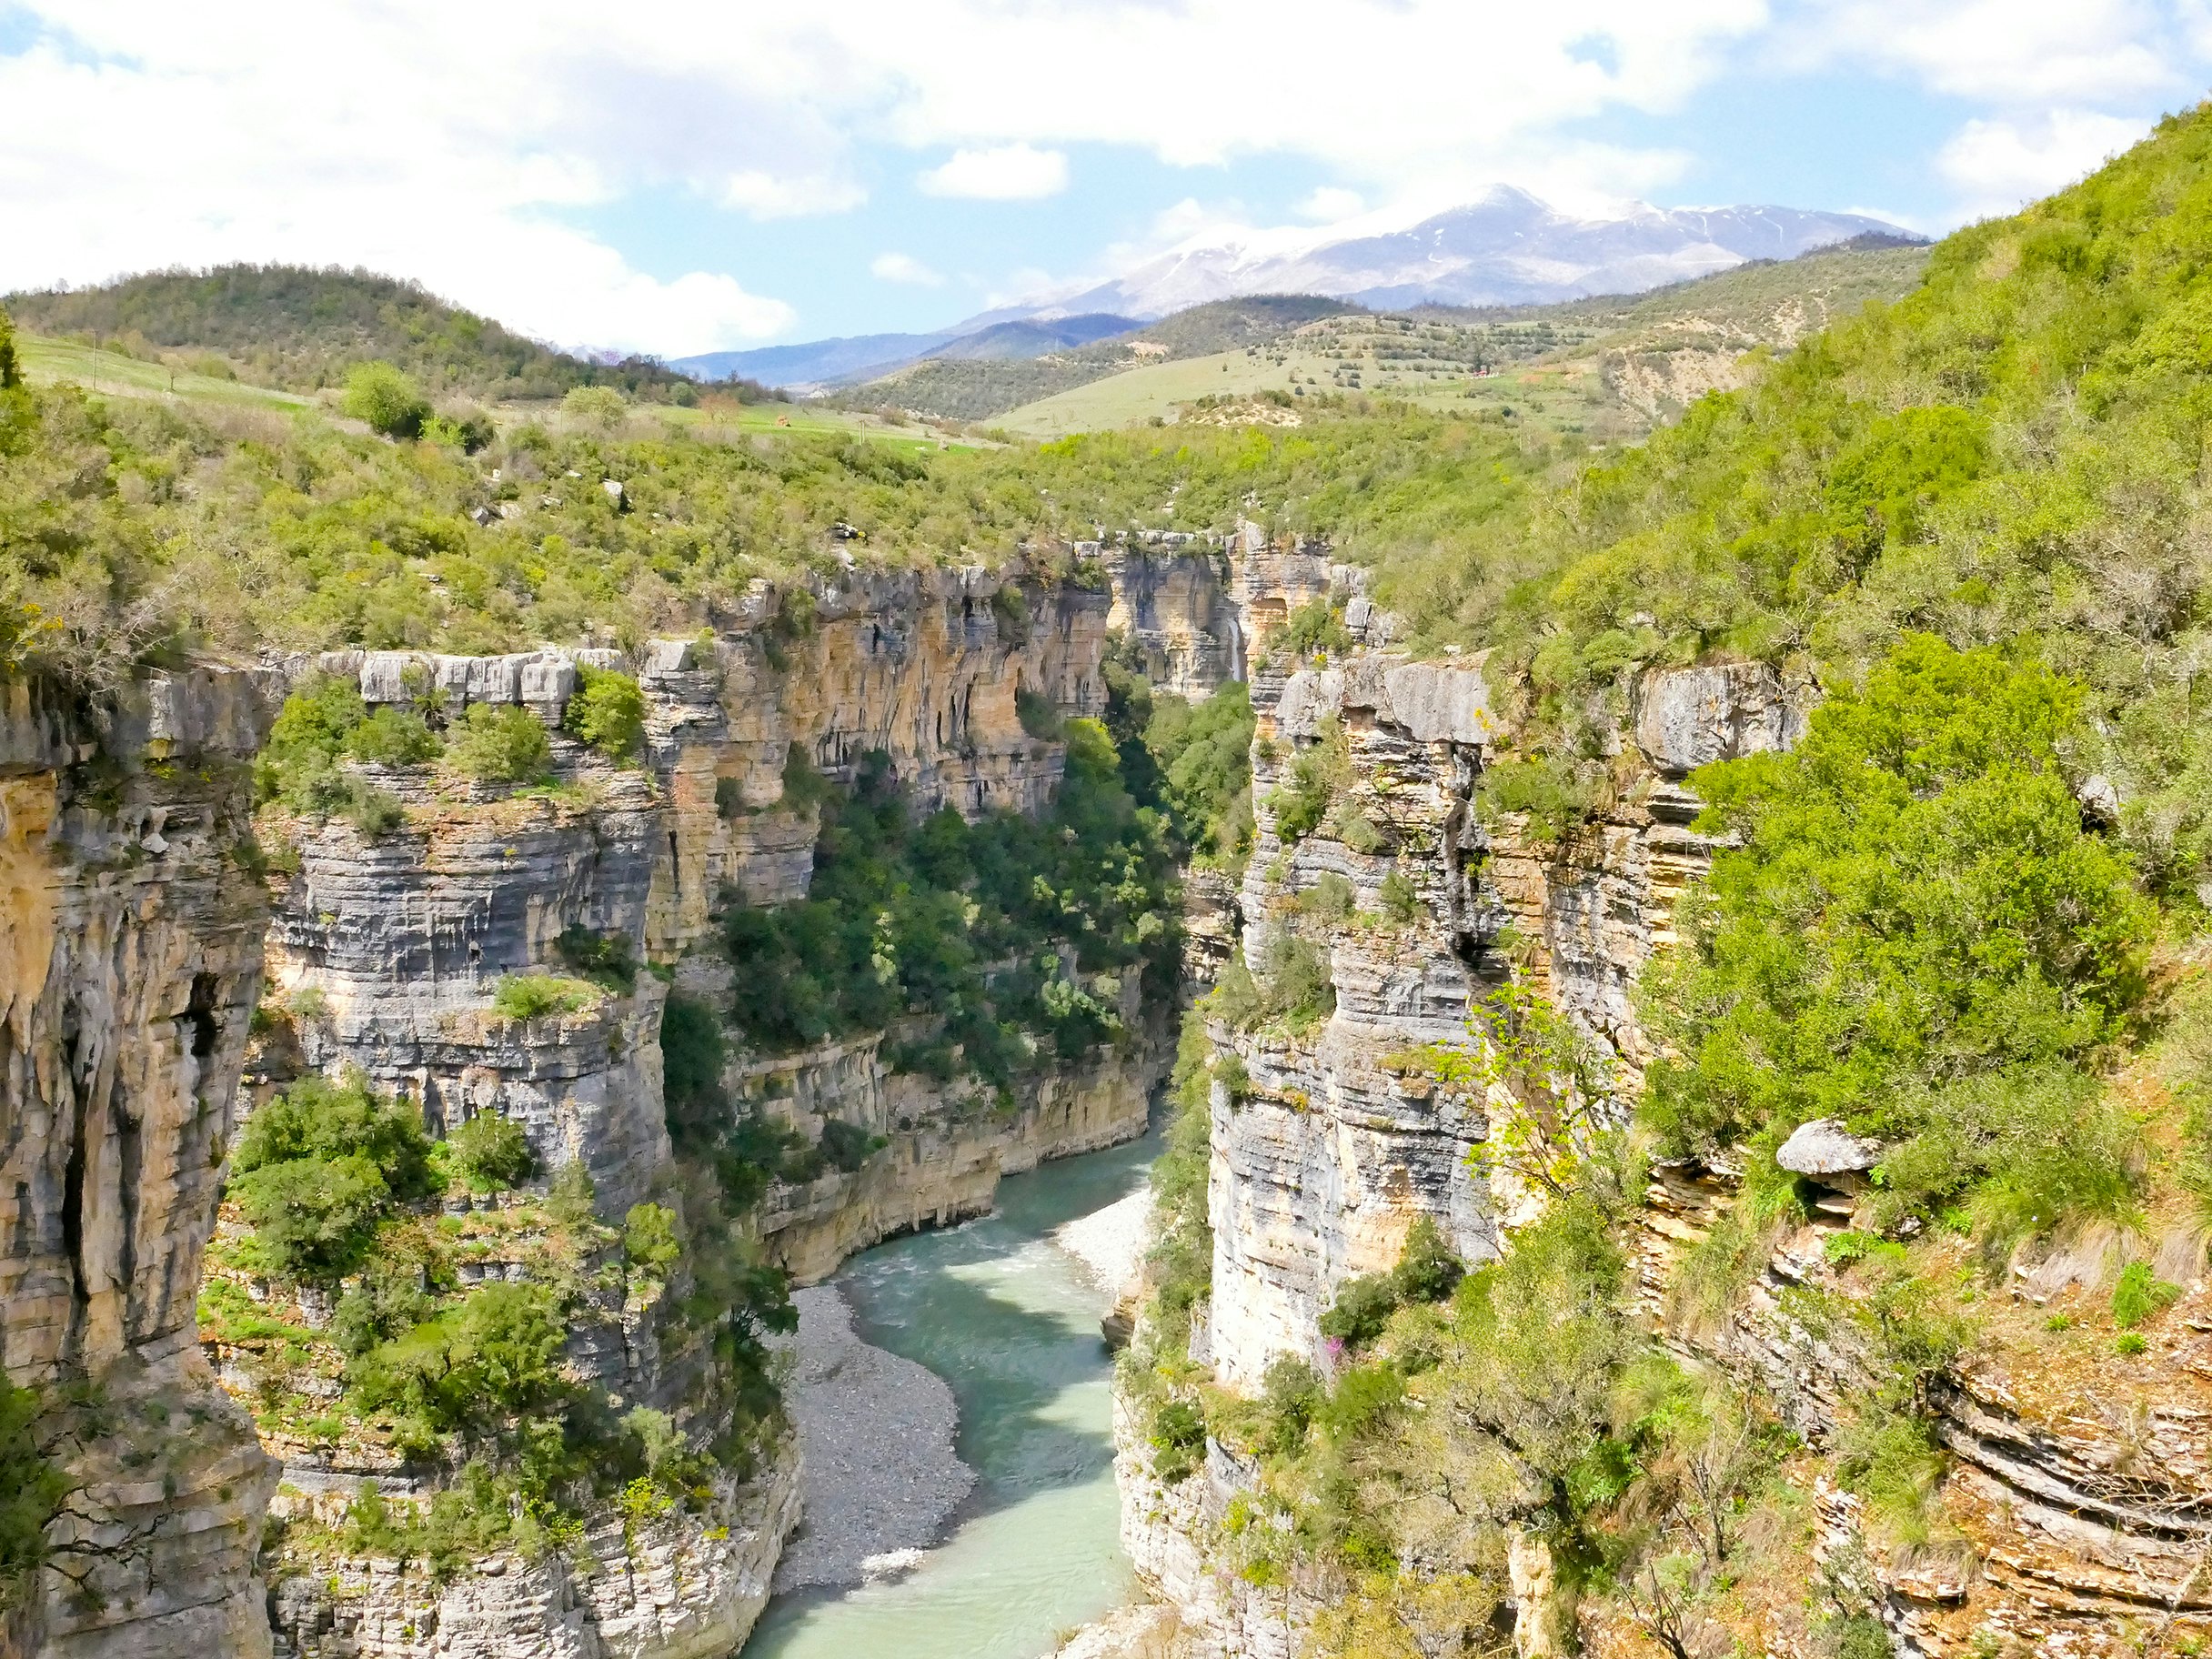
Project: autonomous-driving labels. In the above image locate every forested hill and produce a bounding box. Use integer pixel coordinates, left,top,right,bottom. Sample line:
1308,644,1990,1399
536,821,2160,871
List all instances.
2,265,713,404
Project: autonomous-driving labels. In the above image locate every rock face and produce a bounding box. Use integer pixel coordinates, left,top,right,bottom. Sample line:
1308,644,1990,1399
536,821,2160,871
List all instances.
266,1455,800,1659
1120,656,1795,1650
1205,655,1506,1390
0,669,281,1659
235,563,1176,1654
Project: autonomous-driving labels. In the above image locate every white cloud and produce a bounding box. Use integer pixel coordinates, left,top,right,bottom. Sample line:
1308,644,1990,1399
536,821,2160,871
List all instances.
918,143,1070,200
7,2,2209,349
1937,109,2154,218
1295,186,1365,223
1786,0,2180,105
870,251,944,286
721,170,868,219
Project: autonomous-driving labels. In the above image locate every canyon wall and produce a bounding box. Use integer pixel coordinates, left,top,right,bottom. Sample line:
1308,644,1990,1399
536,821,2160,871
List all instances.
0,668,280,1659
1119,646,1821,1652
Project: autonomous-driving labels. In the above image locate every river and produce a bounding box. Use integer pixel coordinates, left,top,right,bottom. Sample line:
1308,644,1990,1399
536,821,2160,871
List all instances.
742,1123,1159,1659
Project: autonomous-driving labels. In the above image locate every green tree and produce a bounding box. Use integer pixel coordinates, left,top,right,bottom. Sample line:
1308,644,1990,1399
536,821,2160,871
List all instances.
1643,637,2154,1225
342,360,431,439
0,1381,65,1617
563,665,646,760
446,704,552,782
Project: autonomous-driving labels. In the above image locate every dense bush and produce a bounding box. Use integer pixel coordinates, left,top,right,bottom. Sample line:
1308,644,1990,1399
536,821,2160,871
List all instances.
564,665,645,760
0,1381,65,1617
447,1112,534,1193
445,705,552,782
342,361,430,439
1643,638,2154,1230
229,1071,437,1282
491,974,596,1021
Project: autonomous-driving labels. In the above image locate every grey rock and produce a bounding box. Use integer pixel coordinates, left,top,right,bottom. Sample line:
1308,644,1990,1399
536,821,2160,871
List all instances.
1634,662,1805,778
1775,1118,1882,1176
2077,772,2121,826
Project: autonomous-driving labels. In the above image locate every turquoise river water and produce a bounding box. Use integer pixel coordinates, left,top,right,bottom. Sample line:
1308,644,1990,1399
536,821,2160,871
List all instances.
742,1122,1159,1659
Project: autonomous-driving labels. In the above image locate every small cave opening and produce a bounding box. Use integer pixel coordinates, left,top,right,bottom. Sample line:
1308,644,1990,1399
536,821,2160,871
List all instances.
186,971,222,1059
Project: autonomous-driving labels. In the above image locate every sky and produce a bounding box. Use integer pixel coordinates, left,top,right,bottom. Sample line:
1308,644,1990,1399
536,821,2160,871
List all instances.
2,1,2208,357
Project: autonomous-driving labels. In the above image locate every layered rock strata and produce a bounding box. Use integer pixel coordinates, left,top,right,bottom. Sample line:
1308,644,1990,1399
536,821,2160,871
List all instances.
1121,647,1810,1649
233,562,1174,1653
0,668,281,1659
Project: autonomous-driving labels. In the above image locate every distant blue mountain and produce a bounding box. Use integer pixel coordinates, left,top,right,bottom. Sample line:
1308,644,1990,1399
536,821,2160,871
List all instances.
674,311,1138,391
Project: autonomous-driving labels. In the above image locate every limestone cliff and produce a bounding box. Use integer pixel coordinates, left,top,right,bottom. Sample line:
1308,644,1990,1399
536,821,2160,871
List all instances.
1117,645,1812,1653
0,668,280,1659
219,559,1180,1654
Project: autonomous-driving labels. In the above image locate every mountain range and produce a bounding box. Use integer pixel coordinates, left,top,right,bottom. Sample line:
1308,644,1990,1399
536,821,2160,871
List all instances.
677,186,1915,390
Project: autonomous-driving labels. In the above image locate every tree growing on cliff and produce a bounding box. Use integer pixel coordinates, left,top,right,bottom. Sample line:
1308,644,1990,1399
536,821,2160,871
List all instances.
1641,636,2155,1232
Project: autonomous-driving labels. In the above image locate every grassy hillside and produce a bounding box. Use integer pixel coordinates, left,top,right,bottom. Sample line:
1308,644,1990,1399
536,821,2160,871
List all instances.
856,295,1356,421
993,239,1929,438
3,265,731,405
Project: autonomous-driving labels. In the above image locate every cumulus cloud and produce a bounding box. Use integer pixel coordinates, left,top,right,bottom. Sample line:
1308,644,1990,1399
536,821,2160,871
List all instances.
918,143,1071,200
1937,110,2154,218
870,251,945,286
6,1,2210,348
722,170,869,219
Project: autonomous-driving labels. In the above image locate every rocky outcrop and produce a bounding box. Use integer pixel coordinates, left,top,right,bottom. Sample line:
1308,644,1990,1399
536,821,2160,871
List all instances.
266,1449,800,1659
1113,1402,1308,1659
0,668,281,1659
1121,649,1807,1641
1205,654,1508,1387
227,560,1171,1652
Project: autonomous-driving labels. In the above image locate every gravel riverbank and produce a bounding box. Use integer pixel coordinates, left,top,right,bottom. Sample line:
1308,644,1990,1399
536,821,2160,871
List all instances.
1050,1183,1154,1303
770,1283,976,1592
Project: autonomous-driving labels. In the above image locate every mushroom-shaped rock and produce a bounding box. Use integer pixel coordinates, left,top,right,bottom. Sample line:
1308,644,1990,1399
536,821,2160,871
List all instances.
1775,1118,1882,1178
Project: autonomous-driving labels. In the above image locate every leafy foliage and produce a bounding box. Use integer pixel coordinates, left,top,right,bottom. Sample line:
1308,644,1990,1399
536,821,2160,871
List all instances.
445,704,552,782
490,975,597,1021
446,1112,535,1194
1642,638,2154,1227
563,665,645,759
229,1071,437,1282
342,361,430,439
713,726,1176,1080
0,1381,65,1616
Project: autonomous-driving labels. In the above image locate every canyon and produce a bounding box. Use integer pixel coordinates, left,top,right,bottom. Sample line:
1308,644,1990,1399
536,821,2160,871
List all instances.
4,519,2201,1659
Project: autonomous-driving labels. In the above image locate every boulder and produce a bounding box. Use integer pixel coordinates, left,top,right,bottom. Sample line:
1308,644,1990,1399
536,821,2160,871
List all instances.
1775,1118,1882,1178
1634,662,1805,778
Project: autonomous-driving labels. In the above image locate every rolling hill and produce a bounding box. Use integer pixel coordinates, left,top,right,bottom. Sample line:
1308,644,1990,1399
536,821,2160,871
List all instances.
3,265,723,404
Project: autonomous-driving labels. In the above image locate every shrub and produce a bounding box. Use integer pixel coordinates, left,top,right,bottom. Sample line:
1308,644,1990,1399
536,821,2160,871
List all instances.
446,705,552,782
2112,1262,2180,1328
1391,1216,1463,1303
819,1119,881,1173
348,1282,571,1437
345,705,441,767
1296,872,1356,922
1281,596,1352,660
564,665,646,760
555,925,637,989
1268,716,1349,844
229,1072,434,1282
1257,1357,1323,1458
1476,755,1596,845
623,1202,682,1277
659,993,727,1116
0,1381,65,1616
491,974,596,1021
1015,686,1064,740
2117,1332,2150,1355
1319,1272,1400,1349
342,360,430,439
561,385,627,427
1149,1399,1208,1483
1378,870,1420,926
447,1112,535,1193
1257,930,1334,1030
